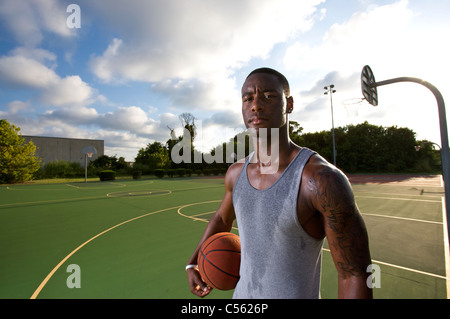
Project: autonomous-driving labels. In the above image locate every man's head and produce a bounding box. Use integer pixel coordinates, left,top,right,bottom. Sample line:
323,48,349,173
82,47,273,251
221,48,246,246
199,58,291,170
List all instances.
245,68,290,97
241,68,293,132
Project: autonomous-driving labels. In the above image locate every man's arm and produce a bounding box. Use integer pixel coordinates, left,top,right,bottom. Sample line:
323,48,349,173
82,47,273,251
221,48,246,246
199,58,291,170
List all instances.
186,163,241,297
306,158,373,298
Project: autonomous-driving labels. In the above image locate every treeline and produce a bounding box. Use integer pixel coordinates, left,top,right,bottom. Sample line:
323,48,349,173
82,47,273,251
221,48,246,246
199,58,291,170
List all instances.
34,120,442,181
34,155,130,179
135,120,441,176
290,121,441,173
1,117,441,184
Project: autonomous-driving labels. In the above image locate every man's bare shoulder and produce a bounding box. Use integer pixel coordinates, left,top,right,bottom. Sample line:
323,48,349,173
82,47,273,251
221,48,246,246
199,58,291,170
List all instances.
302,153,355,208
224,157,247,192
303,153,350,184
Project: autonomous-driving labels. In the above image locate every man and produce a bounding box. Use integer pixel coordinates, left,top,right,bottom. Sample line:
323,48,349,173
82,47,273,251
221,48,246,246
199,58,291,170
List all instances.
186,68,372,299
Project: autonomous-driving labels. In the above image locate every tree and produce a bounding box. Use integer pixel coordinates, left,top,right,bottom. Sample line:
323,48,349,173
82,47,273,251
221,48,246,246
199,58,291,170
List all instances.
91,155,129,171
0,119,41,183
179,112,197,144
135,141,170,170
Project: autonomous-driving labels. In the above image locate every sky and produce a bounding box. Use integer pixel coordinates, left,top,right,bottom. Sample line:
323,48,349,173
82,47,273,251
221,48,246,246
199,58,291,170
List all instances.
0,0,449,162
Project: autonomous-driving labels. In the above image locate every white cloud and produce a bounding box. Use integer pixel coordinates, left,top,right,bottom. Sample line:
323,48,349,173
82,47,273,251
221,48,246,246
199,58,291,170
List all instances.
284,0,450,144
5,100,31,114
43,106,99,125
284,0,414,74
0,53,94,107
99,106,157,135
88,0,324,81
86,0,325,111
0,55,59,89
0,0,73,47
41,75,94,107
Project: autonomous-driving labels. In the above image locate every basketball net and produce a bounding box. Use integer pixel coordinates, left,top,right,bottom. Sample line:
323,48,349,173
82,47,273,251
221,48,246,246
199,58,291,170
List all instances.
342,98,364,117
86,152,93,158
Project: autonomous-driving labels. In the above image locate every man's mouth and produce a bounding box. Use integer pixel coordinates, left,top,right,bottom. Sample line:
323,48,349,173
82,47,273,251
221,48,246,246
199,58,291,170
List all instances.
249,116,268,125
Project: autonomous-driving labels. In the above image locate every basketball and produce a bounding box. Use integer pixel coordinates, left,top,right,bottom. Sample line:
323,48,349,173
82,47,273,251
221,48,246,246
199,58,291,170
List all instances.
197,232,241,290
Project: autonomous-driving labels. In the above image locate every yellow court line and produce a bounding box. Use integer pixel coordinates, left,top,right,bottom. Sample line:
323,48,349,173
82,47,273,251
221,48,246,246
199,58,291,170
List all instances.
0,195,106,208
30,204,182,299
30,200,224,299
106,189,172,198
176,200,238,230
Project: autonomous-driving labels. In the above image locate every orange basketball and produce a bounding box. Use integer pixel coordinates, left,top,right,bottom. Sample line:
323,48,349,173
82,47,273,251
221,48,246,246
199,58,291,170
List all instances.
197,232,241,290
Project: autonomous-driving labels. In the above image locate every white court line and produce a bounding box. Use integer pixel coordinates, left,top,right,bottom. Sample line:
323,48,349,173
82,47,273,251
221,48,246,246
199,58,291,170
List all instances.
362,213,442,225
356,195,441,203
322,248,447,280
357,193,449,296
180,195,450,294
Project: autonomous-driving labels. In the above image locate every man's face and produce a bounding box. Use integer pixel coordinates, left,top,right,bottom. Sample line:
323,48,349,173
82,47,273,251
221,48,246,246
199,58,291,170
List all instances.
241,73,292,133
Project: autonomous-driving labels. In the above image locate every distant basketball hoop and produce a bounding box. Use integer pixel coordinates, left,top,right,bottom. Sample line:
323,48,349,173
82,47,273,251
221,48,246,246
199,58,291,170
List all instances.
81,146,97,183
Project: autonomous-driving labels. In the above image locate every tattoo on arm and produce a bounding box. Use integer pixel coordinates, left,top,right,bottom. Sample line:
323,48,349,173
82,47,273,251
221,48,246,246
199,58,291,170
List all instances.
307,168,371,277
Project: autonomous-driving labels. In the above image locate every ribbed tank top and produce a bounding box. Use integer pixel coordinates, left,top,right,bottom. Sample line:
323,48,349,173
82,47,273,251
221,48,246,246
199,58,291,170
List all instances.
232,148,324,299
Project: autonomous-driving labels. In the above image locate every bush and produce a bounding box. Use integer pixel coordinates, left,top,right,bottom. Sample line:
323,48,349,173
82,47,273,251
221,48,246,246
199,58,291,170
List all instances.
167,169,175,178
36,161,84,179
99,170,116,181
132,170,142,179
154,169,165,178
194,169,202,176
176,168,186,177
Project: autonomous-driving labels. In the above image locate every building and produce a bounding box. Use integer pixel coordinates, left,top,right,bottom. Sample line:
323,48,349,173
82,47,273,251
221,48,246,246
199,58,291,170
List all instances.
22,136,104,166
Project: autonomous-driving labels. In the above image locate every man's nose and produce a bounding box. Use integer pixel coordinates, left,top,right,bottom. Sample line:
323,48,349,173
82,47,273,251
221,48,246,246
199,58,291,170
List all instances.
251,95,264,112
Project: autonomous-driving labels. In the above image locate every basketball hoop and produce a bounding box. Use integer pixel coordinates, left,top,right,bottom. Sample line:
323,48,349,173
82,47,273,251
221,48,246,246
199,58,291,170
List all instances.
342,98,364,117
359,64,450,249
361,65,378,106
81,145,98,183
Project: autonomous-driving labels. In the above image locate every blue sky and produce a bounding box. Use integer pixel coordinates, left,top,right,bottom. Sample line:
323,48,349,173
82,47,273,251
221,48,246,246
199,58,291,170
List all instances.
1,0,449,161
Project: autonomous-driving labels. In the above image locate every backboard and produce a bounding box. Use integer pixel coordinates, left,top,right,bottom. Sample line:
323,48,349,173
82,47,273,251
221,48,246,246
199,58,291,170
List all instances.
81,145,97,156
361,65,378,106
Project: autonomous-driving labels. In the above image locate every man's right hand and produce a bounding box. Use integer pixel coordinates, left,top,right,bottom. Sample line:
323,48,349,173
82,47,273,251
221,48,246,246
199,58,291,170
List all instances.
187,267,212,297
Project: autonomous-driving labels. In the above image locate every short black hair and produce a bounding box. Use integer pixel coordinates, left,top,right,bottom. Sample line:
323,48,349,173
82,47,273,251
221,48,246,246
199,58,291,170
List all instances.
246,67,290,96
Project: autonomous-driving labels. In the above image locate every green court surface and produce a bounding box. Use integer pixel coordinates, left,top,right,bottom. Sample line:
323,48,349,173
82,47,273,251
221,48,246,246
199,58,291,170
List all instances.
0,175,448,299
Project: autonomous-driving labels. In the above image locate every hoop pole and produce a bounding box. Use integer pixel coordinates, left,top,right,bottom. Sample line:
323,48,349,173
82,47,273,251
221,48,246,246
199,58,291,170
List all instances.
371,76,450,253
85,154,88,183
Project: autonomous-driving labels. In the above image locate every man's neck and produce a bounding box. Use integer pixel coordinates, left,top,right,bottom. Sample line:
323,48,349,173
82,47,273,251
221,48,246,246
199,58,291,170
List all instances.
251,127,296,174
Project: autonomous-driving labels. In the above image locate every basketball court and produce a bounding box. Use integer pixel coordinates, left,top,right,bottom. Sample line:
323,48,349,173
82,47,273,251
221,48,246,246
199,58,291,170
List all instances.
0,174,448,299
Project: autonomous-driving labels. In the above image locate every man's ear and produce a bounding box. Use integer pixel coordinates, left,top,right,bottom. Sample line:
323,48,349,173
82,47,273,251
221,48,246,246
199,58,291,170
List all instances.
286,96,294,113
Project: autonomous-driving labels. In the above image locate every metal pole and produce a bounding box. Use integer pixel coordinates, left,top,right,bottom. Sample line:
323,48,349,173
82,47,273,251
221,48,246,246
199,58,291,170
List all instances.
371,77,450,251
330,90,337,166
324,85,337,166
85,154,87,183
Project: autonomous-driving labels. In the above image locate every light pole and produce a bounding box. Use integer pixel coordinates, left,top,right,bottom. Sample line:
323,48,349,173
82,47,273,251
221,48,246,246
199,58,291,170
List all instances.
324,84,337,166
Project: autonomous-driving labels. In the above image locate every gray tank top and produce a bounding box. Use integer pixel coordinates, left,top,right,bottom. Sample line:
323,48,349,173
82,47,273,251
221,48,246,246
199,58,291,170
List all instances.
232,148,324,299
